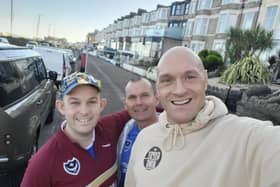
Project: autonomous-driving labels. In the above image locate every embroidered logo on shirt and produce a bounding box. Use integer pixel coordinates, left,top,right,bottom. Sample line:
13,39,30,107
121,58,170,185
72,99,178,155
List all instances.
143,146,162,170
63,157,80,175
123,139,132,152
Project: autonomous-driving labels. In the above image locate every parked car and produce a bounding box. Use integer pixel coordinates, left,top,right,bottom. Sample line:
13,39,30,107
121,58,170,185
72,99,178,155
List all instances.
25,40,38,49
0,37,9,44
63,48,76,65
0,43,57,173
34,46,73,85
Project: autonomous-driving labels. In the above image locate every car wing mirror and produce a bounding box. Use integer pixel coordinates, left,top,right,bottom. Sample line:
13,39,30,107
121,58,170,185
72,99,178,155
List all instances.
48,71,58,81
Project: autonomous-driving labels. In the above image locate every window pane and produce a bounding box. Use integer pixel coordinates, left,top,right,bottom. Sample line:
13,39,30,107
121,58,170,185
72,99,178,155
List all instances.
218,15,226,32
222,0,240,4
191,42,204,53
213,40,226,56
185,21,193,35
185,3,189,14
218,14,237,33
16,58,40,94
194,18,208,35
263,6,277,30
172,5,176,16
190,1,197,14
199,0,212,9
242,12,254,30
35,58,47,82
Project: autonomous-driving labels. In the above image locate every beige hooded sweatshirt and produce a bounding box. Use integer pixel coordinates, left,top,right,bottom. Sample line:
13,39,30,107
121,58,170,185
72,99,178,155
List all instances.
125,96,280,187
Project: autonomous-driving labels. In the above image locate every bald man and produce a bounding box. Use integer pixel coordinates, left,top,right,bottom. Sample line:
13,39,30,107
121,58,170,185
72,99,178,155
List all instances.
125,46,280,187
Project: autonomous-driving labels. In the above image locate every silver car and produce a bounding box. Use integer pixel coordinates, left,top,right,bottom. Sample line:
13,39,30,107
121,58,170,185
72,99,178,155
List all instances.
0,43,57,173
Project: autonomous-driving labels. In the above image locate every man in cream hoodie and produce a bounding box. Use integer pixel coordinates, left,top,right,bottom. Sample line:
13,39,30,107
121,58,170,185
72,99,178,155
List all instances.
125,46,280,187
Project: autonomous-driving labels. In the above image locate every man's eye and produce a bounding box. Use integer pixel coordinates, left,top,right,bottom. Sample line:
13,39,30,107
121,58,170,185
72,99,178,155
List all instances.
185,75,197,80
161,79,171,83
89,100,97,104
128,96,136,100
142,93,150,97
70,102,79,105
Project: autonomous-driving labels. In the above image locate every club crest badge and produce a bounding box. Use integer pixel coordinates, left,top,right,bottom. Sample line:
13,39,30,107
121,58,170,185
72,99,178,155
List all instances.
143,146,162,170
123,139,132,152
63,157,80,175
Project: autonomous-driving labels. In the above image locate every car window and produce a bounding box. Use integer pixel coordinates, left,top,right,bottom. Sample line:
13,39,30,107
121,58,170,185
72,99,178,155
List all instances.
0,61,23,107
35,57,47,82
16,58,40,95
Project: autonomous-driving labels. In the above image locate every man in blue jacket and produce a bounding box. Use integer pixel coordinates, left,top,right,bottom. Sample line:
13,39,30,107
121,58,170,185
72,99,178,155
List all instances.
117,77,159,187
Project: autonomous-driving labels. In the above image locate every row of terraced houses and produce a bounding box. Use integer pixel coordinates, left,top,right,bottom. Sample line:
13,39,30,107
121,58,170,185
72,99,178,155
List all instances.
88,0,280,62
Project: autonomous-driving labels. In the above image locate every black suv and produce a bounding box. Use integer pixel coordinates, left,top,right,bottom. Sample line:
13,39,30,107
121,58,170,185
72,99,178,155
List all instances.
0,43,57,173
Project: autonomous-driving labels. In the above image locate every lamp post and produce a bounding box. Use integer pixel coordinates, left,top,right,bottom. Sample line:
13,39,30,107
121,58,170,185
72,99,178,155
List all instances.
48,24,52,36
36,14,42,39
10,0,13,36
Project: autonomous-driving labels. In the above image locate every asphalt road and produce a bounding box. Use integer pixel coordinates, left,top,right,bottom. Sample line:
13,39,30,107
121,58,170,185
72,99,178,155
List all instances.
0,55,141,187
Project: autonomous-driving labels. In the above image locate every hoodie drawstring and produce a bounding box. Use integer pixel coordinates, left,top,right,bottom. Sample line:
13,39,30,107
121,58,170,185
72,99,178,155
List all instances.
163,124,185,152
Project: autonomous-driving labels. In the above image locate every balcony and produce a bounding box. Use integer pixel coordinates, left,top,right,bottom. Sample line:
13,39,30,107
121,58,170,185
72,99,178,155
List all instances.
144,27,184,39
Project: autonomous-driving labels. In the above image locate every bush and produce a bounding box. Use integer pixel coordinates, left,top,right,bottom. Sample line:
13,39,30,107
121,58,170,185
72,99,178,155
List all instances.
206,55,223,71
220,56,272,85
198,49,224,72
209,50,222,59
198,49,208,58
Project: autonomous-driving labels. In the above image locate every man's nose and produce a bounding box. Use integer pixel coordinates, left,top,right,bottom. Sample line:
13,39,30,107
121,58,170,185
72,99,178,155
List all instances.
173,79,186,95
135,97,143,105
80,104,90,115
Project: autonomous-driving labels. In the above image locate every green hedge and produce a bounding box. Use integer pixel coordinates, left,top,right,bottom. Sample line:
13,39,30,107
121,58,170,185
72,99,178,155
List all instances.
198,49,224,71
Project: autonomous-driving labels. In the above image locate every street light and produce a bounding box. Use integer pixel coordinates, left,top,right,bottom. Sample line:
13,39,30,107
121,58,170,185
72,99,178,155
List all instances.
10,0,13,36
36,14,42,39
48,24,52,36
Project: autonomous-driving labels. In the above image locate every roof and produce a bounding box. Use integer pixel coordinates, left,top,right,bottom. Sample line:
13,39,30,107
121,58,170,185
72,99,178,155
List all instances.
0,44,41,61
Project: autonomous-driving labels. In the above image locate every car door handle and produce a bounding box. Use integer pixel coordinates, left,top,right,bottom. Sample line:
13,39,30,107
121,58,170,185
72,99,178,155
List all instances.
36,99,43,105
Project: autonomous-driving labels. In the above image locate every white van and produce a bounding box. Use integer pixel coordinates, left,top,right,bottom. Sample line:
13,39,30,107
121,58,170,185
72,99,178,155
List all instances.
34,46,72,84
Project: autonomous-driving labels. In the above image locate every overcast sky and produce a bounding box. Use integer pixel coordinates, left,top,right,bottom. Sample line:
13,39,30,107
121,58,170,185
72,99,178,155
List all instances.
0,0,178,42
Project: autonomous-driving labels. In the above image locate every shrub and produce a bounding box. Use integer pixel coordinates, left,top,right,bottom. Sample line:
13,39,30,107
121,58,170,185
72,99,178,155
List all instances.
206,55,223,71
209,50,222,59
198,49,224,72
198,49,208,58
220,56,272,85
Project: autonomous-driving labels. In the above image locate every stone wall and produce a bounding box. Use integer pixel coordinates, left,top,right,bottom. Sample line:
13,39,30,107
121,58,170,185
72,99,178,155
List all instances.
207,85,280,126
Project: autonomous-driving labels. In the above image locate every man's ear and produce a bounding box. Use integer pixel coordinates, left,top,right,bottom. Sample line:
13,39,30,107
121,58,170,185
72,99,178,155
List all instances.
99,98,107,112
122,98,128,109
154,94,160,106
56,100,65,116
203,70,208,91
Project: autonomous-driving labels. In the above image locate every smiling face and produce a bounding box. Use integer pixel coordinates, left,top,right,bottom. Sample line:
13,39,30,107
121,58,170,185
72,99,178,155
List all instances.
56,85,106,140
124,78,158,128
156,47,208,124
